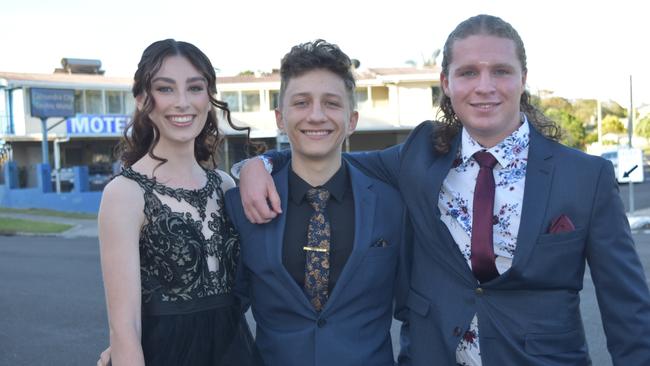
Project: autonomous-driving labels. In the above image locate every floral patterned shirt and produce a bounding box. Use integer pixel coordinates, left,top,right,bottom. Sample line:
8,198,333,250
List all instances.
438,118,530,366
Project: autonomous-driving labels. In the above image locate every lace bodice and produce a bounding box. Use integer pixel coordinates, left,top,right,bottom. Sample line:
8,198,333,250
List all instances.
120,167,240,315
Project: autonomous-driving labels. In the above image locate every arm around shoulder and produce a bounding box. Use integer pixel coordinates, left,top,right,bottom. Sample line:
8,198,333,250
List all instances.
98,177,146,365
343,120,435,188
344,144,402,188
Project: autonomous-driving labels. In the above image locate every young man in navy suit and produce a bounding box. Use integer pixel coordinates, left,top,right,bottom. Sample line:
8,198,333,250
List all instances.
238,15,650,366
225,40,409,366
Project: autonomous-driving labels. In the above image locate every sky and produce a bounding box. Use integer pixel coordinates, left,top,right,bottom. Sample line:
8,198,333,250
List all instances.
1,0,648,109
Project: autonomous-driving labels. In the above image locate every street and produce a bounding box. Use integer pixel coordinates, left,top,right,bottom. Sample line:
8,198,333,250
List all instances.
0,236,107,365
2,233,650,365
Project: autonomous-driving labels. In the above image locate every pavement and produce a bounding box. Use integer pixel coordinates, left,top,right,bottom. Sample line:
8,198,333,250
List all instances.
2,206,650,238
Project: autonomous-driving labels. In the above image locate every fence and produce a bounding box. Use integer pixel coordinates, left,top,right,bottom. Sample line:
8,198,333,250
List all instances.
0,162,102,213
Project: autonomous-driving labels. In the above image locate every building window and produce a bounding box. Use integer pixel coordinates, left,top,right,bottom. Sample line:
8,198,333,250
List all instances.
220,91,239,112
355,88,369,109
431,86,442,106
0,90,7,134
86,90,103,114
242,91,260,112
269,90,280,110
124,94,136,115
371,86,389,107
74,90,85,113
106,91,123,114
73,90,132,115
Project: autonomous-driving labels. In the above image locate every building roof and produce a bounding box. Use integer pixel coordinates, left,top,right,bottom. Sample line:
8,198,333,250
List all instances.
0,71,131,89
0,65,440,90
365,67,440,76
217,66,440,84
218,74,280,84
359,67,440,83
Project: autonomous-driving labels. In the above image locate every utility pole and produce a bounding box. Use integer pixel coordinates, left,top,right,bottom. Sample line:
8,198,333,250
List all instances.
628,75,635,212
40,117,49,164
628,75,634,148
597,99,602,146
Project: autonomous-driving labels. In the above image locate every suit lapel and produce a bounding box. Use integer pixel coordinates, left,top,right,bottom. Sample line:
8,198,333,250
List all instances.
322,163,376,315
426,132,461,219
424,133,476,281
510,128,554,270
266,163,314,311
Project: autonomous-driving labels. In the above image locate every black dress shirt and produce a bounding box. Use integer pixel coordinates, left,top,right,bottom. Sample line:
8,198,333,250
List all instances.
282,163,355,293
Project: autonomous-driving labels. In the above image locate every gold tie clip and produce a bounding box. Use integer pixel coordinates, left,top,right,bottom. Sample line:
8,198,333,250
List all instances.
302,246,328,253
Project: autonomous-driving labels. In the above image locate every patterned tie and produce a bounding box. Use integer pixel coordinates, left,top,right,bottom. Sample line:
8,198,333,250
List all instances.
303,187,331,311
471,151,500,283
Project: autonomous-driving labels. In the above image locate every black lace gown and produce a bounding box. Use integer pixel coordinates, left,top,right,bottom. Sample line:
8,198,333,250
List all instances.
121,167,258,366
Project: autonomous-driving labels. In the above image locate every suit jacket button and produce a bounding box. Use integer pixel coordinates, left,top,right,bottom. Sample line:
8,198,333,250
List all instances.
317,319,326,328
475,287,484,295
453,326,462,337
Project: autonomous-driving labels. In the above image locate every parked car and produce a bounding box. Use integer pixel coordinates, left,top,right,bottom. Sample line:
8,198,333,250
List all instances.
51,167,75,184
51,167,75,192
88,163,113,190
51,166,112,191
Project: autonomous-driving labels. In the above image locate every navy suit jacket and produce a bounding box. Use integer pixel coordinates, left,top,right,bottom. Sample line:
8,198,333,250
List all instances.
225,160,409,366
342,121,650,365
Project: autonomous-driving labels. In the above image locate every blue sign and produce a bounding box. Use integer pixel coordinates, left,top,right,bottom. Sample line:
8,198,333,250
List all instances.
30,88,75,117
66,114,131,136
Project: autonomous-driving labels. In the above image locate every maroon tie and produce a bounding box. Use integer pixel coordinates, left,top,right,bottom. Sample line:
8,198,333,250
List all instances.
471,151,500,283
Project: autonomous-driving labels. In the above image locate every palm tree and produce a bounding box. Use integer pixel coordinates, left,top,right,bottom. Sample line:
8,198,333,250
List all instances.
405,49,441,68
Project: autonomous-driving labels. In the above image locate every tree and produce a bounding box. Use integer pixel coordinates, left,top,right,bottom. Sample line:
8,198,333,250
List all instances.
601,115,626,135
405,49,441,68
585,131,598,145
422,49,441,67
540,97,573,114
634,115,650,139
602,100,627,118
544,108,586,149
572,99,597,125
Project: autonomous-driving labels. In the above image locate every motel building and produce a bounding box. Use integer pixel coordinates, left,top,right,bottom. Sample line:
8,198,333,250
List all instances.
0,58,440,212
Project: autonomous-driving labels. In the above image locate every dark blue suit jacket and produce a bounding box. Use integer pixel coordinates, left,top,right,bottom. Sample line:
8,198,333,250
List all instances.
225,160,409,366
343,121,650,365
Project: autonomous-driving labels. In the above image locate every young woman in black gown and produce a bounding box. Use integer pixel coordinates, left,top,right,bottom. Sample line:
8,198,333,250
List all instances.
98,39,258,366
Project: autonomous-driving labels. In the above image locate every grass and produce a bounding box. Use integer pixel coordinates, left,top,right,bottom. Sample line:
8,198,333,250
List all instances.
0,207,96,219
0,217,73,235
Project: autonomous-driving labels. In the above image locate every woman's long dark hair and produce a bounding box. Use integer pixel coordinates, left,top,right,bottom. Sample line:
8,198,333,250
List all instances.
116,39,253,168
434,14,561,154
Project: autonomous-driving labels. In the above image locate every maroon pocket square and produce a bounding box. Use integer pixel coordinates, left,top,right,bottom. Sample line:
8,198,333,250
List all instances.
548,214,575,234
